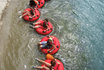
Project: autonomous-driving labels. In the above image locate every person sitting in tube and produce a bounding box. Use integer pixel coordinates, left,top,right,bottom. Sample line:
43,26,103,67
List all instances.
29,0,37,7
38,36,55,53
21,6,36,19
30,0,39,6
19,1,37,19
32,55,60,70
32,18,50,32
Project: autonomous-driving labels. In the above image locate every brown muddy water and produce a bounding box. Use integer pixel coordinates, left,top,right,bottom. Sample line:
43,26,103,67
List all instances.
0,0,80,70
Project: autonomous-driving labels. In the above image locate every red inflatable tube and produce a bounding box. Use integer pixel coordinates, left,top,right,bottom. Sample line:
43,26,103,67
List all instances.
22,8,40,22
35,0,45,8
41,59,64,70
35,20,53,35
40,36,60,54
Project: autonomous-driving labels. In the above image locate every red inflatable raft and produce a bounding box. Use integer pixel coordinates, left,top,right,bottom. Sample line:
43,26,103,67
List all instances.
35,20,53,35
22,8,40,22
41,59,64,70
40,36,60,54
35,0,45,8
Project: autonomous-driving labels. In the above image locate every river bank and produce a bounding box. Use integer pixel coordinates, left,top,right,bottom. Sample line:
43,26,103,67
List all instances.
0,0,9,30
0,0,7,69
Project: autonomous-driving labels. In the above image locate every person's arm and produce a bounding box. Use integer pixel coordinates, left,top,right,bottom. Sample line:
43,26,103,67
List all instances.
33,22,40,25
32,15,35,18
32,65,50,70
48,44,55,53
43,25,49,32
33,0,39,4
49,36,54,39
47,36,55,53
31,11,36,18
46,25,50,31
52,44,55,49
43,27,49,32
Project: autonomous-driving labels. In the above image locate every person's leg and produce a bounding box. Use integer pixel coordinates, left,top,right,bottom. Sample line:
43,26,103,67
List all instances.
39,41,47,49
40,44,46,49
33,22,41,25
23,10,33,19
38,41,47,49
38,41,43,46
33,66,50,70
40,45,43,49
22,12,28,17
33,25,41,28
43,66,50,70
38,42,41,44
40,41,47,45
22,10,28,13
36,58,51,67
22,11,31,17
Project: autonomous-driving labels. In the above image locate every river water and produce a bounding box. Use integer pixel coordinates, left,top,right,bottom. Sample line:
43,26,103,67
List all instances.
0,0,104,70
